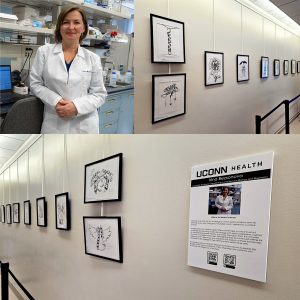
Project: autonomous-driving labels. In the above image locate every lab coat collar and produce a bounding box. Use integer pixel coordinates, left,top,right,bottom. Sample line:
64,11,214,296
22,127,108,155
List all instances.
53,43,85,58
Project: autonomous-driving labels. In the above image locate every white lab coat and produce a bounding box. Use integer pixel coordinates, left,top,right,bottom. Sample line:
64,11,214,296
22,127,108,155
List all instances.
215,195,233,215
30,43,107,133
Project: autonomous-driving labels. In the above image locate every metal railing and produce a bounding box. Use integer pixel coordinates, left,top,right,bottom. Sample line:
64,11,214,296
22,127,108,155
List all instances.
0,261,35,300
255,94,300,134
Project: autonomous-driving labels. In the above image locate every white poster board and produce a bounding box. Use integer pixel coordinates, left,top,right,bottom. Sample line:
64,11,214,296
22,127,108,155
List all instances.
188,152,274,282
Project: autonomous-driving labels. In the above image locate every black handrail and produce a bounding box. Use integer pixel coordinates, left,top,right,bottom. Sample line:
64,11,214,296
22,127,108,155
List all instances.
0,261,35,300
256,93,300,134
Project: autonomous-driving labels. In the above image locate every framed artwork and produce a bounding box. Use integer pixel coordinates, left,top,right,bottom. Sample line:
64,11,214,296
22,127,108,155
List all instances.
297,61,300,74
152,73,186,123
84,153,122,203
36,197,47,227
24,200,31,225
237,54,249,82
83,216,123,263
274,59,280,76
261,57,269,79
283,60,289,75
6,204,11,224
13,203,20,223
205,51,224,86
150,14,185,63
55,192,70,230
291,60,296,74
1,205,5,223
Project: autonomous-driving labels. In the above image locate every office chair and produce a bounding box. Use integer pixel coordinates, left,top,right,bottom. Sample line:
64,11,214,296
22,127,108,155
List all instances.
0,97,44,133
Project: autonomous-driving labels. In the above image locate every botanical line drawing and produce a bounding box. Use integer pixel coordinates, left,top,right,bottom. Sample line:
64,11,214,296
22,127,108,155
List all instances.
89,224,112,251
57,204,66,225
161,83,179,106
90,169,113,194
209,57,222,82
158,23,180,56
38,204,44,219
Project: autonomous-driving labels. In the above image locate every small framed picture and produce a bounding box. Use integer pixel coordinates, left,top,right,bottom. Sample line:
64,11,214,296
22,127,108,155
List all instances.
274,59,280,76
297,61,300,73
36,197,47,227
150,14,185,63
1,205,5,223
55,192,70,230
205,51,224,86
291,60,296,74
13,203,20,223
261,57,269,78
6,204,11,224
152,73,186,123
237,54,249,82
24,200,31,225
84,153,122,203
83,216,123,263
283,60,289,75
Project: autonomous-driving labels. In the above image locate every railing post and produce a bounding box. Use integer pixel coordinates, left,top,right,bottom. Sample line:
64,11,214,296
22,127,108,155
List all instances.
1,262,9,300
255,115,262,134
284,100,290,134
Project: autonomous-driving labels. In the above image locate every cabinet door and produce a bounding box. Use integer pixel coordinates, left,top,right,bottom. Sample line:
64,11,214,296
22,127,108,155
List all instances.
117,90,134,134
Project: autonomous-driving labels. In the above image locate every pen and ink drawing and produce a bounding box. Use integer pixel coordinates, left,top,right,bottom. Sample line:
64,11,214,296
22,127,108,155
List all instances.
291,60,296,74
205,52,224,86
55,193,70,230
6,204,11,224
84,153,122,203
274,59,280,77
24,200,31,225
153,74,186,123
284,60,289,75
1,205,5,223
13,203,19,223
261,57,269,79
89,224,112,251
151,14,185,63
237,55,249,82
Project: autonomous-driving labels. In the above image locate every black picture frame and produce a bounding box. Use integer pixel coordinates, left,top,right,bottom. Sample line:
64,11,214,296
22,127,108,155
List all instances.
55,192,70,231
1,205,5,223
24,200,31,225
150,13,185,64
36,197,47,227
237,54,250,82
12,203,20,223
283,60,289,75
297,61,300,74
83,216,123,263
84,153,122,203
274,59,280,76
261,57,269,79
6,204,11,224
291,60,296,74
205,51,224,86
152,73,186,123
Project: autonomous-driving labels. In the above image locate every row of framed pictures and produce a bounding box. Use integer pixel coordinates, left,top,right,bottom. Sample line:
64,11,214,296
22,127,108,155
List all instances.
0,193,70,230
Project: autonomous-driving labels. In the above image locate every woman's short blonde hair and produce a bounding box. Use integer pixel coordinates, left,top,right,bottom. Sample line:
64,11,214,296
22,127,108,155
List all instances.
54,6,88,43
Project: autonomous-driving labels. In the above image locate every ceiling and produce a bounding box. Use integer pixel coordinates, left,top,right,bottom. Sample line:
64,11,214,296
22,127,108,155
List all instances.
0,135,31,171
270,0,300,25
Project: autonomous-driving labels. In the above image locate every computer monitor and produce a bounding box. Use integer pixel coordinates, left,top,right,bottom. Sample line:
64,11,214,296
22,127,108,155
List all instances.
0,65,13,92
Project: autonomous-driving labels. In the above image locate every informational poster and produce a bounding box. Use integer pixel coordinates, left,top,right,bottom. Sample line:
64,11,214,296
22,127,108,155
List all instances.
188,152,274,282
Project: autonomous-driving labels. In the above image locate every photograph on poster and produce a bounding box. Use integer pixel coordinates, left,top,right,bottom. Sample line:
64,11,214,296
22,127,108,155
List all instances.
284,60,289,75
24,200,31,225
84,153,122,203
1,205,5,223
6,204,11,224
152,74,186,123
237,55,249,82
150,14,185,63
36,197,47,227
291,60,296,74
208,184,241,215
55,192,70,230
188,152,274,282
297,61,300,73
83,216,123,263
205,51,224,86
274,59,280,76
13,203,20,223
261,57,269,78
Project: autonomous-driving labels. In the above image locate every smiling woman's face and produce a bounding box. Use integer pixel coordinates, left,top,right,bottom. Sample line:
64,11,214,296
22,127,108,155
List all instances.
60,10,85,43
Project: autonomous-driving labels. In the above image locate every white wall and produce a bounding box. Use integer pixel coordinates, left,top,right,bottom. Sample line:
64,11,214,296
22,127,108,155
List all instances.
134,0,300,133
0,134,300,300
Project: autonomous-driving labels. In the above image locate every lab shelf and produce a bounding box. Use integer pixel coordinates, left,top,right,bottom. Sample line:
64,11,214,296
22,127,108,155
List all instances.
0,22,53,35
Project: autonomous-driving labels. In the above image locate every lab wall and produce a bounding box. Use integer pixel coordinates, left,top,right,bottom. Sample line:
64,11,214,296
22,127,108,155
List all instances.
0,134,300,300
134,0,300,133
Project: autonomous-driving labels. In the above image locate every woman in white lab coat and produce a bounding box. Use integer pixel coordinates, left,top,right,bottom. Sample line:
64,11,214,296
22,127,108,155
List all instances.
215,186,233,215
30,6,107,133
